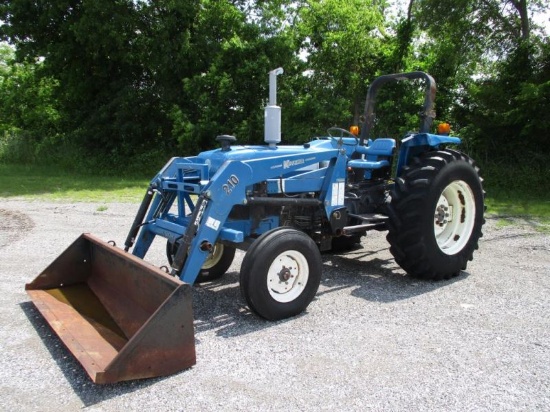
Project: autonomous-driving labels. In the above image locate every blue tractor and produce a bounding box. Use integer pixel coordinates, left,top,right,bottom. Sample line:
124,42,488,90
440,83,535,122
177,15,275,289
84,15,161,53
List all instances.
26,70,485,384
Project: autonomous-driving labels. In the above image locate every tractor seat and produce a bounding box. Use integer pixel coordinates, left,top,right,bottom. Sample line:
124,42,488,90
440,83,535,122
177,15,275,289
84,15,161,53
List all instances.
348,138,396,169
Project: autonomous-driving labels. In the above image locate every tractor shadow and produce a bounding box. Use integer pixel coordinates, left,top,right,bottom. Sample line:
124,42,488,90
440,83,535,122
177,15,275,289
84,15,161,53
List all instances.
190,270,302,339
20,301,164,407
190,244,469,339
318,245,469,303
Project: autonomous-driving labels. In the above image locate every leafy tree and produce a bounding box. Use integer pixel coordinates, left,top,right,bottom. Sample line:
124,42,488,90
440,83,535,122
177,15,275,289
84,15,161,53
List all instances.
0,0,191,161
0,0,303,158
399,0,550,159
165,0,302,148
292,0,388,128
1,0,548,173
0,43,61,162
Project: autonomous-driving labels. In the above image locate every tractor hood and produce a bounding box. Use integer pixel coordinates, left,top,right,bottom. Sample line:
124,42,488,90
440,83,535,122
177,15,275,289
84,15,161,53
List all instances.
197,139,338,177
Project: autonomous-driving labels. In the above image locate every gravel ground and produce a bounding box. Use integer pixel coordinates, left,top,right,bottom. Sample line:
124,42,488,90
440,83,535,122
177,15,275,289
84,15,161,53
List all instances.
0,199,549,411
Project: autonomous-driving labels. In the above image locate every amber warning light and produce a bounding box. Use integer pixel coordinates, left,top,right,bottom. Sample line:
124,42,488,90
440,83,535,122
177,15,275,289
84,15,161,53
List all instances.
437,123,451,135
349,125,360,136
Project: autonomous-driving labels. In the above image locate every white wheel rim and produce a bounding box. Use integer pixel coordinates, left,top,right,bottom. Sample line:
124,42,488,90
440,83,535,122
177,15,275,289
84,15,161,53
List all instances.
434,180,476,255
266,250,309,303
202,243,224,269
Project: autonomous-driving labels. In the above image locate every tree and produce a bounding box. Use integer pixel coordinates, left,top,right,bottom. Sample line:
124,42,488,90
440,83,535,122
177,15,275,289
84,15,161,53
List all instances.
0,0,199,160
167,0,302,148
400,0,550,159
1,0,547,170
292,0,388,128
0,43,60,162
0,0,303,158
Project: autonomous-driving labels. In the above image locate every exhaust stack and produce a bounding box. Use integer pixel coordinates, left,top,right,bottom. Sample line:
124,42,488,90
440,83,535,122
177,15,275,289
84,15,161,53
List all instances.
264,67,284,147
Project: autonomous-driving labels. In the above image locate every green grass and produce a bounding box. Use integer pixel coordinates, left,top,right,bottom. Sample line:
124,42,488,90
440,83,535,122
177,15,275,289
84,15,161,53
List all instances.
480,159,550,222
485,194,550,232
0,164,148,202
1,163,549,224
486,195,550,219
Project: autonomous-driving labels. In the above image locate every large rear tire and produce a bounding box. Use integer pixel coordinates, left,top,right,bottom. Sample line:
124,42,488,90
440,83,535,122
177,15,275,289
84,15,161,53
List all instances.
240,227,322,321
387,149,485,280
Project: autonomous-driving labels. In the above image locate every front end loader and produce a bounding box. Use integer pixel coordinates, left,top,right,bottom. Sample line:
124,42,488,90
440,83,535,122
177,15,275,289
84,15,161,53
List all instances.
26,70,485,383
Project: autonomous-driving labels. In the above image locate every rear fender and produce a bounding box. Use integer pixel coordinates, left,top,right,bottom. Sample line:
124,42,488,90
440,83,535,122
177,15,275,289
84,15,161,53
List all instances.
396,133,461,176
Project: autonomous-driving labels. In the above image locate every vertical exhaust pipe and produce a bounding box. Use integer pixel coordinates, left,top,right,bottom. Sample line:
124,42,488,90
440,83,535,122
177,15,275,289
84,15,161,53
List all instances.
264,67,284,148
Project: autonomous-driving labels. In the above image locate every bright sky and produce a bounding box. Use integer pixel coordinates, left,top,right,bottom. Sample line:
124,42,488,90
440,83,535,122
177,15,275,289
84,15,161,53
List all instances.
533,9,550,34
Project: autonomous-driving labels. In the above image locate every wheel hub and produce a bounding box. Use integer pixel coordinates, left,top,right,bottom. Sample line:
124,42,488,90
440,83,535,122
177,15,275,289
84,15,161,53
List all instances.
267,251,309,303
278,266,293,282
202,243,224,269
435,204,450,226
433,180,476,255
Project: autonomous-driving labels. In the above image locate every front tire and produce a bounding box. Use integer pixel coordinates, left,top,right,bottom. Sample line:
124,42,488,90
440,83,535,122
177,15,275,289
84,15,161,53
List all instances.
240,227,322,320
387,149,485,280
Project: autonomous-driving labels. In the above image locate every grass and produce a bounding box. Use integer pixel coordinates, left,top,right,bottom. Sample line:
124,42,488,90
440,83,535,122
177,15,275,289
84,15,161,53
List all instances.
487,196,550,233
1,163,548,224
0,164,148,203
480,158,550,223
485,195,550,220
483,180,550,230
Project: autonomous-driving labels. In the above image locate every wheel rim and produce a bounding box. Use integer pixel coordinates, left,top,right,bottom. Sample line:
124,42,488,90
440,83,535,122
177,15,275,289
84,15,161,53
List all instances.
202,243,224,269
266,250,309,303
434,180,476,255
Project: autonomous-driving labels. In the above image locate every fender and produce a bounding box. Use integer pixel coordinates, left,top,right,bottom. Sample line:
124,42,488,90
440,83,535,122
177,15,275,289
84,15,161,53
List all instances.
396,133,461,176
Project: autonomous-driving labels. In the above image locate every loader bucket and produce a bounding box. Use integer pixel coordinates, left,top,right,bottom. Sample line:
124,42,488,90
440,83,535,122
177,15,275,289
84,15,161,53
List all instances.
25,233,196,384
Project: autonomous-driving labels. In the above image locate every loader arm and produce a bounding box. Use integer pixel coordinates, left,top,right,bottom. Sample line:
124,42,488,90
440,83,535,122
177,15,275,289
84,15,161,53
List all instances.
130,146,347,284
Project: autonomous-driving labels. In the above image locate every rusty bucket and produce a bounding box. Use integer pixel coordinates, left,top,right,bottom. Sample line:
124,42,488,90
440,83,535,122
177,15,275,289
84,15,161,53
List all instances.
25,233,196,384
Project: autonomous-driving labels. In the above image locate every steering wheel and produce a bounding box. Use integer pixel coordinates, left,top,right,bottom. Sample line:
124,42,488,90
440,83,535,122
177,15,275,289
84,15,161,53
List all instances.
327,127,359,145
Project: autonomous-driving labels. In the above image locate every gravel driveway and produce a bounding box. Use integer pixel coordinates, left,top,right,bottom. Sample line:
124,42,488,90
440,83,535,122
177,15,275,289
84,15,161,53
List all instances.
0,199,549,411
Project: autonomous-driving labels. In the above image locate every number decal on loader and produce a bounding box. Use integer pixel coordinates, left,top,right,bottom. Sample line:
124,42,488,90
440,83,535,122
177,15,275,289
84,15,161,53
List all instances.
222,175,240,195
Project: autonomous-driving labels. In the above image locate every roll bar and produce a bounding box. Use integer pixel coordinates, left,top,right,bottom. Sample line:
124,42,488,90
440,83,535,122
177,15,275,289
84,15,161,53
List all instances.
359,71,437,146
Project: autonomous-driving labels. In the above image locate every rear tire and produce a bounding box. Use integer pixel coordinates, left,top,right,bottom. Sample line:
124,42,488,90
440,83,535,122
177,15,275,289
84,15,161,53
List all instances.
387,149,485,280
167,240,235,283
240,227,322,320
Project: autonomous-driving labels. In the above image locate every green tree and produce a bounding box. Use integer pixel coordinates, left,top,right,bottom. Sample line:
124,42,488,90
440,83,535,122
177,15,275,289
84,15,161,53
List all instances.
292,0,388,129
0,0,193,161
168,0,302,148
0,43,61,162
0,0,303,158
401,0,550,159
